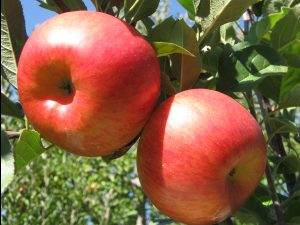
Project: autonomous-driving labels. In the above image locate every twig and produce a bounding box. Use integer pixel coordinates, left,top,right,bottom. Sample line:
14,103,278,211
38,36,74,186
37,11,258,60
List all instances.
6,131,21,139
255,92,286,225
257,94,296,193
247,8,255,25
53,0,70,13
265,163,286,225
243,91,257,119
235,21,246,35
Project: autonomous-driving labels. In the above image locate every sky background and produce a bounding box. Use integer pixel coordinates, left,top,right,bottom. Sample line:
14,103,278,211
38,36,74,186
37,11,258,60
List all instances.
20,0,186,35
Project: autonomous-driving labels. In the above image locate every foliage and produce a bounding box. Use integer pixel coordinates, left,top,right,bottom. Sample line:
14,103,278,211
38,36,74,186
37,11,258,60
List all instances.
1,0,300,224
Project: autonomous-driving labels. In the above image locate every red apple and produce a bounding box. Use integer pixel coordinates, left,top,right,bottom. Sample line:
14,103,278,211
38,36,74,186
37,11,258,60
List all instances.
137,89,267,225
17,11,160,156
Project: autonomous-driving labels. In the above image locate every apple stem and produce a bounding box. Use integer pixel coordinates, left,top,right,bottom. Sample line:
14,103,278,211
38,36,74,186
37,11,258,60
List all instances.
25,117,29,130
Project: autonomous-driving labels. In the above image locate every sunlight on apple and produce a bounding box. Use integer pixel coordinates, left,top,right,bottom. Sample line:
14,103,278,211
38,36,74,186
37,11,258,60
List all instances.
167,101,194,128
44,100,68,114
48,28,83,46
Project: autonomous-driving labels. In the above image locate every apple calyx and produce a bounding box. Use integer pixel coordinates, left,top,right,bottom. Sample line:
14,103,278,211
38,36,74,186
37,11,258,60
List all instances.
228,168,236,177
59,80,73,96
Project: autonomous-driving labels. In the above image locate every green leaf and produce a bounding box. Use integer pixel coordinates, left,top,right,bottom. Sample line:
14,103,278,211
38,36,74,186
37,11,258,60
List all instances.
283,200,300,222
220,22,243,45
280,39,300,68
177,0,195,15
1,0,27,61
247,8,289,44
279,67,300,108
271,4,300,51
90,0,122,11
1,130,14,194
252,0,264,17
159,57,177,96
268,117,300,134
237,194,271,225
253,184,272,202
276,155,300,174
1,92,23,118
1,8,18,88
194,0,260,43
257,76,281,102
217,43,288,92
152,42,195,57
36,0,87,13
135,17,155,36
262,0,299,16
149,18,201,90
288,217,300,224
169,20,201,90
147,17,176,41
124,0,159,23
201,45,223,74
14,130,47,172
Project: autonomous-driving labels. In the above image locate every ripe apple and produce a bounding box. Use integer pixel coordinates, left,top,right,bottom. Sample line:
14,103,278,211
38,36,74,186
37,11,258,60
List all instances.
137,89,267,225
17,11,160,156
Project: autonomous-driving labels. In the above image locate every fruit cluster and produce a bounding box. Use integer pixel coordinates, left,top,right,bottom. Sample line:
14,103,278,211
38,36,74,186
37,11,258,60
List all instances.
17,11,267,225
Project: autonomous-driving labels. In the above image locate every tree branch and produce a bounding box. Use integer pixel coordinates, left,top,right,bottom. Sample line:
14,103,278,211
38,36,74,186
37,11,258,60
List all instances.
53,0,70,13
6,131,20,139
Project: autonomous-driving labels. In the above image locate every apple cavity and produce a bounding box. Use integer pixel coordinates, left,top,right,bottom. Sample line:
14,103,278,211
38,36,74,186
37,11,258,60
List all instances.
17,11,160,156
137,89,267,225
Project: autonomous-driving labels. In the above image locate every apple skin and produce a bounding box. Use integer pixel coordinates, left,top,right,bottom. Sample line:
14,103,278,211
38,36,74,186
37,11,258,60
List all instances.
17,11,160,156
137,89,267,225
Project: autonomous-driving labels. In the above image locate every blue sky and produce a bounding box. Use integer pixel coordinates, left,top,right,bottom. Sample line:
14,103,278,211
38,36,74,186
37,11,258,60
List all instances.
20,0,186,35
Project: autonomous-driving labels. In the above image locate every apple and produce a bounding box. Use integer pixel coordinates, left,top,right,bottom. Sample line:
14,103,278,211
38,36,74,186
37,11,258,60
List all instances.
137,89,267,225
17,11,160,157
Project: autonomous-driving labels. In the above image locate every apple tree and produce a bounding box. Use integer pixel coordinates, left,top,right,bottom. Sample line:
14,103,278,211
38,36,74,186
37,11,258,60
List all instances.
1,0,300,225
